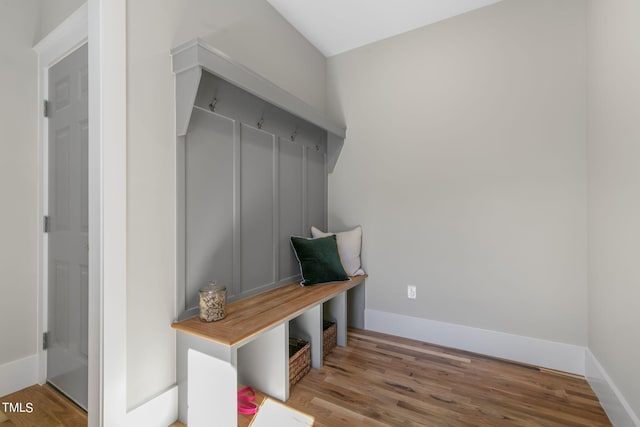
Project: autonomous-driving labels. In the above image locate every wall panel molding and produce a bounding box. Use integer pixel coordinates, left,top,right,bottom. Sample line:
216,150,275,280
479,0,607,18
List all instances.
177,72,329,316
173,40,341,317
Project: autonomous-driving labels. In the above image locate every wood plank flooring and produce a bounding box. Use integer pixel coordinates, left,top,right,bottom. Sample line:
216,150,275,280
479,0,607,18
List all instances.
2,329,611,426
282,329,611,426
0,384,85,427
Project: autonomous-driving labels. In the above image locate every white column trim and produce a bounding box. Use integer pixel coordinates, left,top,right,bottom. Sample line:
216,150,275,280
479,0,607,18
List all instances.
88,0,127,425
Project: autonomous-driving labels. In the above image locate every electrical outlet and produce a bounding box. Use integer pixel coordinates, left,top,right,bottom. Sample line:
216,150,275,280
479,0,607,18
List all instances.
407,285,417,299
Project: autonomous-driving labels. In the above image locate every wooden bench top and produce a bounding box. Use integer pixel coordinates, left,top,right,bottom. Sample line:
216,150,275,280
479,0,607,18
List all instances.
172,275,367,348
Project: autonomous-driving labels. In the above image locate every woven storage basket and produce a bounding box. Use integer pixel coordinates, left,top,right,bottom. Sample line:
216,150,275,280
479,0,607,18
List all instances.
322,320,337,358
289,337,311,387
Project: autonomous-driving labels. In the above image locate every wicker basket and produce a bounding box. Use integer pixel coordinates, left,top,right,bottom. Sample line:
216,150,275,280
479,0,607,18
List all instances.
289,337,311,387
323,321,337,358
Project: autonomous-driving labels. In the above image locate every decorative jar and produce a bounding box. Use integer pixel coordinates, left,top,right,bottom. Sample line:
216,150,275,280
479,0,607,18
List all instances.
199,282,226,322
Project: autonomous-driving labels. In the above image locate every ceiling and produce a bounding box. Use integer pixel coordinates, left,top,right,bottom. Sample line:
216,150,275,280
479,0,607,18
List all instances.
266,0,504,57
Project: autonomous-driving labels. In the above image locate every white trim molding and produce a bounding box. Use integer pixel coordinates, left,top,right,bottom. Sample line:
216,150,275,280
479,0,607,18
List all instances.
586,350,640,427
365,309,586,375
126,386,178,427
33,3,88,63
88,0,128,425
0,355,39,398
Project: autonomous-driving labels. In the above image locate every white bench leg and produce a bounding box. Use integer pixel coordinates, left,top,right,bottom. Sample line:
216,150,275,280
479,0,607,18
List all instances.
177,333,237,423
290,304,322,369
324,291,347,347
188,349,237,427
237,322,289,401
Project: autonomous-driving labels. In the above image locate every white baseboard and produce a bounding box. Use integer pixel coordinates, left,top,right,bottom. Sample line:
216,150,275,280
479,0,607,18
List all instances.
126,385,178,427
0,353,179,426
0,354,39,397
586,350,640,427
365,309,585,375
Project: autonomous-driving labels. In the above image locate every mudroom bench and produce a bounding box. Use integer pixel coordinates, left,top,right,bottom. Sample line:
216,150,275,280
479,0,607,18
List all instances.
172,274,366,423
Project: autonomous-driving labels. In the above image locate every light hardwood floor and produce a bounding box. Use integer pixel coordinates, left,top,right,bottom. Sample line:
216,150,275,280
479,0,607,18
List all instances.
2,329,611,426
0,384,85,427
282,329,611,426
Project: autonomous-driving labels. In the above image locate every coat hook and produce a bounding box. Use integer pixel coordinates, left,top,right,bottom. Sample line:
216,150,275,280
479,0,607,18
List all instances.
257,115,264,129
209,97,218,112
290,127,298,142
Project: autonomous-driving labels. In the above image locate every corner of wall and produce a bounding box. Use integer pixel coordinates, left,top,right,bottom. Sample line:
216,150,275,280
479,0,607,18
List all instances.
586,350,640,427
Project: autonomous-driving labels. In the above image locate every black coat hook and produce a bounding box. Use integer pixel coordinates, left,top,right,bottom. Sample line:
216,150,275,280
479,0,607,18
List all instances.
209,97,218,112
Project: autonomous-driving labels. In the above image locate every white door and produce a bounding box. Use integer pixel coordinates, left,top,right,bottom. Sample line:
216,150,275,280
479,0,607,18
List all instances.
46,43,88,410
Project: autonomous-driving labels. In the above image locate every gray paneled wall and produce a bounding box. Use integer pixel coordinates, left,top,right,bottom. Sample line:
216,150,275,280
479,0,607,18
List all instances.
278,140,304,282
179,72,327,310
239,124,275,294
184,109,235,308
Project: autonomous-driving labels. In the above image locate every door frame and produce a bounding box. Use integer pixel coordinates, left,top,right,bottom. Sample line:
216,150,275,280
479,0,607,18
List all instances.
34,1,88,390
34,2,127,425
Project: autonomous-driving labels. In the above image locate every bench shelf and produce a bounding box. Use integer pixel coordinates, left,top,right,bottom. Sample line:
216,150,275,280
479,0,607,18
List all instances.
172,275,366,424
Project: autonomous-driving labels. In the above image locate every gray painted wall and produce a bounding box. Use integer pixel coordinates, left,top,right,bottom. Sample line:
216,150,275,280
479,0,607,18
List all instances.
125,0,327,409
0,0,84,370
587,0,640,415
326,0,589,345
10,0,637,418
37,0,85,41
0,0,40,368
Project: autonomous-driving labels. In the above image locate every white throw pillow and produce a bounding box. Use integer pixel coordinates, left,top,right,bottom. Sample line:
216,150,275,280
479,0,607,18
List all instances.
310,226,365,276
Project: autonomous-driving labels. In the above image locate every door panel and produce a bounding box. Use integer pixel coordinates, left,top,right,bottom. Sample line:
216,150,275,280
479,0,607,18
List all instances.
47,43,88,410
52,127,71,231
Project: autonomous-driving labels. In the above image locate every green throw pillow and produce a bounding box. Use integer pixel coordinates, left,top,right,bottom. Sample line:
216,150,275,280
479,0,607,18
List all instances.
290,235,350,286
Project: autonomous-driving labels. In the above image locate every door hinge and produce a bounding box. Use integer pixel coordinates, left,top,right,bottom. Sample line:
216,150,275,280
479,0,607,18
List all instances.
43,100,49,118
43,215,50,233
43,332,49,350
